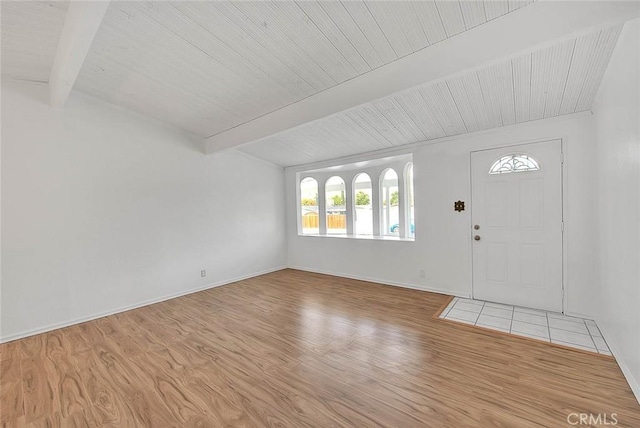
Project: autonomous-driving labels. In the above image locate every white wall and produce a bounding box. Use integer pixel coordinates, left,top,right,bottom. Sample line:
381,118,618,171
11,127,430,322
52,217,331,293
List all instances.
593,18,640,402
1,81,286,341
286,112,599,318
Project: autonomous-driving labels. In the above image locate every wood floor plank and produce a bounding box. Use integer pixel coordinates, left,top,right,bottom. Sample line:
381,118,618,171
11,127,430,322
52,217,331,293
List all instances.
0,340,25,426
0,380,24,426
1,269,639,427
21,356,59,423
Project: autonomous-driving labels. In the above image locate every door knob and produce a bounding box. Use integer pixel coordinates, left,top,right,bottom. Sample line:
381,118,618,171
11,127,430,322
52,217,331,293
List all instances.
474,235,481,241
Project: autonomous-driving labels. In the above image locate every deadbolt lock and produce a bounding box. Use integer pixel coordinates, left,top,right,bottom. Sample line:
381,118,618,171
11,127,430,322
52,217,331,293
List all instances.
474,224,480,230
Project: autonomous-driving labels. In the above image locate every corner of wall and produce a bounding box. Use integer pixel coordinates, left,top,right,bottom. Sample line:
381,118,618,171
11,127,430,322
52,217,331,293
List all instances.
597,322,640,404
592,17,640,405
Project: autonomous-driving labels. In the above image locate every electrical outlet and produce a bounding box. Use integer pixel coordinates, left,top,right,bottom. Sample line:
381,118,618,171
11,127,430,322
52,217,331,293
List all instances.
201,270,207,278
419,270,425,278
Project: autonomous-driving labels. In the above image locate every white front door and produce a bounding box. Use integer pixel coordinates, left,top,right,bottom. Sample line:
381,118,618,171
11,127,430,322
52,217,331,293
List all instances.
471,140,563,312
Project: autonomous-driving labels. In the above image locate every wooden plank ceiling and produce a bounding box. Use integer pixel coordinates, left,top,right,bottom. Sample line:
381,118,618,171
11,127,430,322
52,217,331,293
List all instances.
238,24,622,166
1,1,69,83
71,0,532,139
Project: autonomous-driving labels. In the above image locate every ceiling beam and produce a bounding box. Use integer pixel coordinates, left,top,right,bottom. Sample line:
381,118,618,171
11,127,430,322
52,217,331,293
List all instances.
49,1,110,108
205,0,639,154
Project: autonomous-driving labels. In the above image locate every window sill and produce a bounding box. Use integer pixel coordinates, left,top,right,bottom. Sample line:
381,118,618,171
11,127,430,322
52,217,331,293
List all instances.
297,233,415,242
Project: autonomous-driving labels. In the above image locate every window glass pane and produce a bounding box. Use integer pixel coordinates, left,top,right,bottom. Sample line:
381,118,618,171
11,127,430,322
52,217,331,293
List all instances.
354,173,372,235
300,177,318,234
381,169,399,236
489,154,540,174
407,163,415,238
326,176,346,235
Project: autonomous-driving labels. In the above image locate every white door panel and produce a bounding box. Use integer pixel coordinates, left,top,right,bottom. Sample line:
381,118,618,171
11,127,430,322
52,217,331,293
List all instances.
471,140,563,312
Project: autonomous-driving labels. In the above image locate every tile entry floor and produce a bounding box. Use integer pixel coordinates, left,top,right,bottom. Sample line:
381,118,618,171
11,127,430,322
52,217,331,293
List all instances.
439,297,612,355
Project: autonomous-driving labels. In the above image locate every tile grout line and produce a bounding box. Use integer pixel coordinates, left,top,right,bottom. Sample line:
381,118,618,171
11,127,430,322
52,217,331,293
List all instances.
545,311,552,343
546,325,594,335
549,321,597,351
511,321,551,342
593,322,612,352
446,299,485,319
445,298,481,324
474,302,486,326
546,314,586,324
451,306,489,314
583,319,603,354
508,305,514,333
441,299,456,318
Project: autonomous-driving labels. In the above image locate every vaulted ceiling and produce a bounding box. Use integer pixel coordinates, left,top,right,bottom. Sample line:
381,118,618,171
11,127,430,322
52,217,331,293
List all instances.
239,24,622,166
75,0,531,138
1,1,638,167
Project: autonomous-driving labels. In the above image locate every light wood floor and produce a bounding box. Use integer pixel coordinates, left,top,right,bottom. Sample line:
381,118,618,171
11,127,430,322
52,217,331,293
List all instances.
1,269,639,427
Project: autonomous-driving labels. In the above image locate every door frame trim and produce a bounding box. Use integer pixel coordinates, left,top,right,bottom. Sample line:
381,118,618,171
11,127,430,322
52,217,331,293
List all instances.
469,138,565,313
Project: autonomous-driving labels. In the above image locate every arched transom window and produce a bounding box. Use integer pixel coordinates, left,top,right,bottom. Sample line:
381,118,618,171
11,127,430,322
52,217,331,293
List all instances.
489,154,540,175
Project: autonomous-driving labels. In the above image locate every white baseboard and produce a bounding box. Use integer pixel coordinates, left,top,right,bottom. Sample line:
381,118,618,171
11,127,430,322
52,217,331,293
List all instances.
0,266,287,344
597,322,640,405
287,265,470,298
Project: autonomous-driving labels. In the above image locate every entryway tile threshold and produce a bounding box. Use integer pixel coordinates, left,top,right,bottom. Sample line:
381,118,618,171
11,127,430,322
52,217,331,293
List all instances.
437,297,612,357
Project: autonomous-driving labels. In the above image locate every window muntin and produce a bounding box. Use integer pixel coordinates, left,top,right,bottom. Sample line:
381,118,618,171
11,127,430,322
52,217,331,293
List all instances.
381,169,399,236
489,154,540,175
300,177,319,235
354,173,373,235
325,176,346,235
406,163,415,238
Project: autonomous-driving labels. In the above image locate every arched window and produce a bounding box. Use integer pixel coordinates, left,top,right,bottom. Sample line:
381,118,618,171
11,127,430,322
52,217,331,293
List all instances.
489,154,540,174
406,163,415,238
353,173,373,235
325,176,346,235
381,169,399,236
300,177,318,234
297,154,415,240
